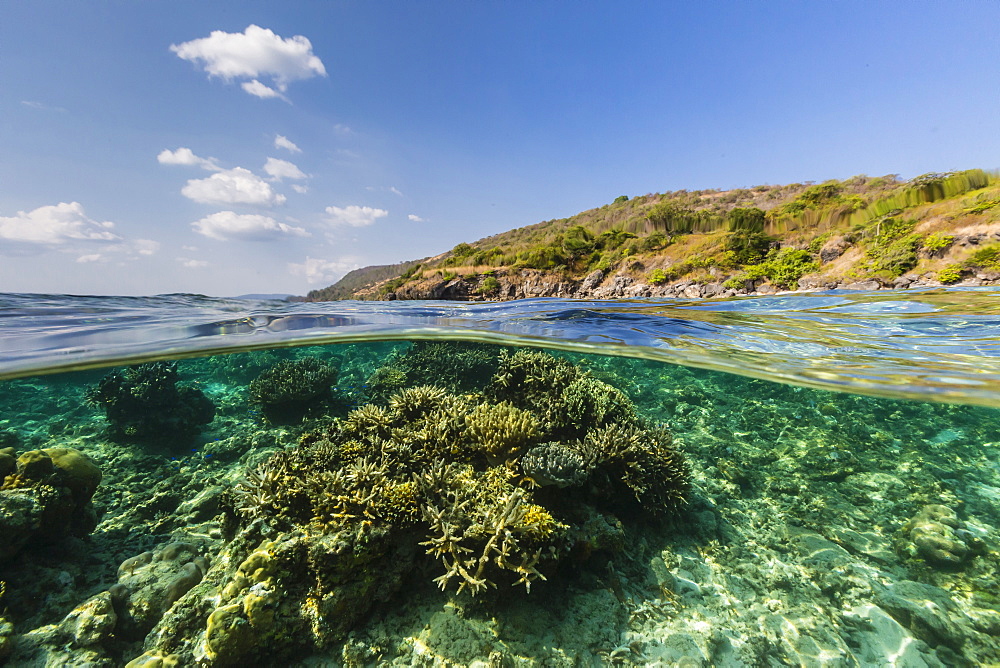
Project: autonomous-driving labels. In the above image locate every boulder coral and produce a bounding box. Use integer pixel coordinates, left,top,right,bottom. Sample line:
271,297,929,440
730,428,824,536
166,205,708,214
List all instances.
0,446,102,562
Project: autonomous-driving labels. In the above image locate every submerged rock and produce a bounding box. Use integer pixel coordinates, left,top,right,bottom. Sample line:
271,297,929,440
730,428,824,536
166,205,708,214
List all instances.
899,504,986,567
0,446,101,562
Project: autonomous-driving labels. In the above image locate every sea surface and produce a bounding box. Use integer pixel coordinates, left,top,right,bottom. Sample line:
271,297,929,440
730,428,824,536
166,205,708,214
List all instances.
1,289,999,666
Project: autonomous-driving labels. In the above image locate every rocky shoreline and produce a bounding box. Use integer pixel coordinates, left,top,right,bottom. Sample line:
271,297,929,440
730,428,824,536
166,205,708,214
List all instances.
381,265,999,302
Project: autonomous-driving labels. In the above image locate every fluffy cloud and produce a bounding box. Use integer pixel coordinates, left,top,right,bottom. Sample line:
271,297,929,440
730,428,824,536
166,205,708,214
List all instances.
263,157,307,181
292,184,309,194
182,168,286,206
157,147,220,171
288,256,360,284
274,135,301,153
0,202,120,253
192,211,309,241
407,214,426,223
325,205,388,227
170,25,326,98
177,257,209,268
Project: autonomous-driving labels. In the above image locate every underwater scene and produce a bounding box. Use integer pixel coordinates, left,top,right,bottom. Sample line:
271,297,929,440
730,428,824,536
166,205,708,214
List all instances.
1,291,1000,666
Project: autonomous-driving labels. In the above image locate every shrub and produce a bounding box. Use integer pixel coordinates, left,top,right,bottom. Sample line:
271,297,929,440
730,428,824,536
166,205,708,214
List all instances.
648,268,669,285
726,207,766,233
867,233,922,278
723,248,819,290
922,234,954,254
477,276,501,295
937,265,963,284
965,198,1000,215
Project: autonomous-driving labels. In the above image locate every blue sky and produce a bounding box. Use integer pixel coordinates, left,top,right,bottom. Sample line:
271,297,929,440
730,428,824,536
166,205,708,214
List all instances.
1,1,998,296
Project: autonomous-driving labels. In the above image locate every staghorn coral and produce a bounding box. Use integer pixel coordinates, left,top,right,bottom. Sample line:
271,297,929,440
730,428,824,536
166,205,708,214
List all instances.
487,349,635,440
249,357,339,423
365,341,503,403
579,422,689,514
465,401,540,463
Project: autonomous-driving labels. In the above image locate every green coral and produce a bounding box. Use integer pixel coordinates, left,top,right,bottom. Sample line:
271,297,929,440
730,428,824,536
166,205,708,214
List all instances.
248,357,339,423
86,362,215,445
365,341,502,403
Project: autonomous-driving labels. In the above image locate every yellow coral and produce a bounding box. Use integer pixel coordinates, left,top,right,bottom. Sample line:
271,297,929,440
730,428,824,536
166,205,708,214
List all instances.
465,402,539,462
518,503,560,540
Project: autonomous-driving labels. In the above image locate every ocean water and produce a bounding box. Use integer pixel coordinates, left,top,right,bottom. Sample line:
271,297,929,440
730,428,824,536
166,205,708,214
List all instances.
1,289,999,666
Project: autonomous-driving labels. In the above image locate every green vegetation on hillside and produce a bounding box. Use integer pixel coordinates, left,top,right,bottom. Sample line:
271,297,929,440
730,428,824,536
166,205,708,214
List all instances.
306,169,997,300
305,260,424,301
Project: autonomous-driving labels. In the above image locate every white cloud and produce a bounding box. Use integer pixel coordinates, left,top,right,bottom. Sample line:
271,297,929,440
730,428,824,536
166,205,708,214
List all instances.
325,205,388,227
182,245,199,252
263,157,307,181
241,79,288,101
389,186,403,197
182,167,286,206
288,256,360,284
76,253,104,263
0,202,120,253
157,147,220,171
274,135,301,153
129,239,160,256
292,184,309,194
192,211,309,241
333,124,353,135
21,100,67,113
408,214,426,223
170,25,327,98
178,257,209,268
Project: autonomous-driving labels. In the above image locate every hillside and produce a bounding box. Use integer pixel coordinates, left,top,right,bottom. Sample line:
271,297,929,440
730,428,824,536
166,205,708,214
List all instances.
304,170,1000,301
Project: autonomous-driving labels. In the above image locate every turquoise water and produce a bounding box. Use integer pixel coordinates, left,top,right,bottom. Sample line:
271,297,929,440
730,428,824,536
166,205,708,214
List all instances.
1,290,999,666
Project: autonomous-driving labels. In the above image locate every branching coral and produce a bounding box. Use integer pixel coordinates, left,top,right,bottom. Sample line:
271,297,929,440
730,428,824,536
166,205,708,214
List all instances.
487,349,634,440
87,362,215,444
421,489,548,595
226,345,688,606
465,402,540,463
365,341,502,403
249,357,339,423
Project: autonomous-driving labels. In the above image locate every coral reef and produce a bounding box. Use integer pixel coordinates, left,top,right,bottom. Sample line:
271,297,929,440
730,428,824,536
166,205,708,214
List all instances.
87,362,215,445
118,348,688,664
248,357,339,423
365,340,502,403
